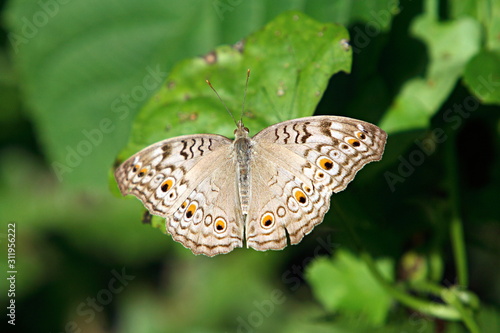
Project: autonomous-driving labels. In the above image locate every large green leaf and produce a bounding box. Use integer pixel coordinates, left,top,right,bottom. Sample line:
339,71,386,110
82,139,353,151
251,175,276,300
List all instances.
116,11,352,162
3,0,386,189
4,0,226,187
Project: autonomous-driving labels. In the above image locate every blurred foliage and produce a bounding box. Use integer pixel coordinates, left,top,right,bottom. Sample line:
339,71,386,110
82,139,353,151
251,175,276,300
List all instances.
0,0,499,333
306,250,394,325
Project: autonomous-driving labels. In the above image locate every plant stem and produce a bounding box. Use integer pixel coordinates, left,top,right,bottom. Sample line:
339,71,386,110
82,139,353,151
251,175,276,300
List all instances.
359,250,462,320
445,132,468,287
337,205,461,320
425,0,438,20
442,288,481,333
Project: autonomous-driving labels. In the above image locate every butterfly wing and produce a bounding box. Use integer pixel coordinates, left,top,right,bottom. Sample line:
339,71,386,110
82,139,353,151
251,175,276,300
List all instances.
246,116,387,251
115,134,244,256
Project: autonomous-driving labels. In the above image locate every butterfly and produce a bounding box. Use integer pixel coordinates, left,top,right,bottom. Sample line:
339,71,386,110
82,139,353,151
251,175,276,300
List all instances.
115,111,387,256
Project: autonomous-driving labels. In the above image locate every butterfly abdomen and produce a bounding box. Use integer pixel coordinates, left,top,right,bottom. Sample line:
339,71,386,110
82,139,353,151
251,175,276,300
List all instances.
235,136,252,215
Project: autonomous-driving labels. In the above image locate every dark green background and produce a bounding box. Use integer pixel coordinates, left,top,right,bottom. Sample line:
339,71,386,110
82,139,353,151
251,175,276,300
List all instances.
1,0,499,332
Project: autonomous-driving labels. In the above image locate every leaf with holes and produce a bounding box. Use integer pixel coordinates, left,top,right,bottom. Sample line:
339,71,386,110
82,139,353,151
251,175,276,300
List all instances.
115,11,352,162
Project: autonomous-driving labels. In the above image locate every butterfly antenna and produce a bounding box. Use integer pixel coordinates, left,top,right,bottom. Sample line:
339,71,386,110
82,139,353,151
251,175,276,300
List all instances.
241,69,251,123
206,79,237,126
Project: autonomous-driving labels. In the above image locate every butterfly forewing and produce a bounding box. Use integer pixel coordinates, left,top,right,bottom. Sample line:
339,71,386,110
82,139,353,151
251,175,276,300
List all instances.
252,116,387,192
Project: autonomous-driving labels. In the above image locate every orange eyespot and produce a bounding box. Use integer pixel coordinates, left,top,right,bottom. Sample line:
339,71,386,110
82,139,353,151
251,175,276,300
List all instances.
293,188,307,205
161,179,174,192
132,164,139,172
318,157,334,171
356,132,367,140
214,218,227,232
348,138,361,147
261,213,275,228
138,168,148,177
186,203,197,219
181,201,187,209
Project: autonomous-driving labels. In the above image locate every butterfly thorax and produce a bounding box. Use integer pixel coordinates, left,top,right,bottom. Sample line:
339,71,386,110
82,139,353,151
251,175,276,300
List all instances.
234,121,252,216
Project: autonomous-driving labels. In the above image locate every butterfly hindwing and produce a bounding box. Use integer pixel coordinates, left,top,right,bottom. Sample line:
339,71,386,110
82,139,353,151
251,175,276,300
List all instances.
166,163,244,256
245,151,333,251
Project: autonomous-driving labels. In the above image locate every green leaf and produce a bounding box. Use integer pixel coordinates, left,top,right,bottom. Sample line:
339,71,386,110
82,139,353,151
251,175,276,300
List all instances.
449,1,500,105
463,50,500,104
306,250,394,326
116,11,352,161
449,0,500,51
4,0,353,188
306,0,399,31
379,14,481,133
477,306,500,333
4,0,223,188
485,1,500,51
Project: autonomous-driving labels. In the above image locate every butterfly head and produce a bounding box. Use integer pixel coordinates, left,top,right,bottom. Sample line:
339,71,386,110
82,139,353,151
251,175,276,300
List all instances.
234,120,250,139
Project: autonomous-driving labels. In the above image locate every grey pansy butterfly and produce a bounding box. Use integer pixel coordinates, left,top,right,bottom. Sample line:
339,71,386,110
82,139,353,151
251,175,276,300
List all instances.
115,113,387,256
115,73,387,256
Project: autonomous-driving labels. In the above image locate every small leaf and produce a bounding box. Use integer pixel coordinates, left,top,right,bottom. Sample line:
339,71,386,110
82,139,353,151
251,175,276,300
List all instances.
463,50,500,105
448,0,500,51
306,250,394,326
380,15,481,133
